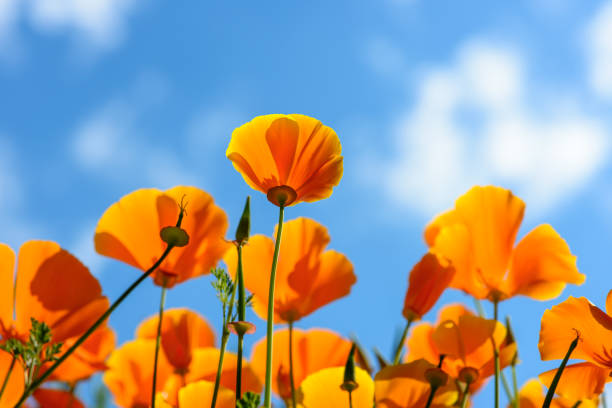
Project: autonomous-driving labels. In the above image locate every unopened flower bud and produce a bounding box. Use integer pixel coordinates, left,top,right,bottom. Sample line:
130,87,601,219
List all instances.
235,196,251,245
340,343,359,392
160,226,189,247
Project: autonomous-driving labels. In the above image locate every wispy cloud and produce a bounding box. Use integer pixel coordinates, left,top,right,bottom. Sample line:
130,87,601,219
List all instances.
71,73,199,189
0,0,141,58
367,40,609,217
584,1,612,99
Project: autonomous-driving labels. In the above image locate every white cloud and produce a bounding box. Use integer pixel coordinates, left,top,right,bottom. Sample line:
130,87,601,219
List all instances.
364,37,409,78
71,74,199,189
377,40,610,216
0,0,140,56
585,1,612,99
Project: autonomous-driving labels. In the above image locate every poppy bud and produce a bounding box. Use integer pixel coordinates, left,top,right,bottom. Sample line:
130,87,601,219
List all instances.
160,226,189,247
235,196,251,245
340,343,359,392
458,367,479,384
267,185,297,207
424,367,448,388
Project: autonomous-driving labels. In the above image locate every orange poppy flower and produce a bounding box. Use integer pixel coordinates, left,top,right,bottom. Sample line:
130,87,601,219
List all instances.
538,362,606,403
425,186,584,302
156,381,235,408
224,217,355,323
0,241,112,386
539,291,612,375
104,339,174,408
515,379,599,408
0,349,25,408
375,359,458,408
250,328,357,401
226,114,343,206
402,253,455,321
297,366,373,408
95,186,230,288
405,304,515,392
136,308,215,372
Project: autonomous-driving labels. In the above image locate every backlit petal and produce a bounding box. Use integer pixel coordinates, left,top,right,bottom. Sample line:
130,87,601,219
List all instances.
178,381,235,408
0,244,15,335
0,349,25,408
33,389,85,408
403,253,454,320
506,224,583,300
539,296,612,368
298,367,373,408
539,362,608,401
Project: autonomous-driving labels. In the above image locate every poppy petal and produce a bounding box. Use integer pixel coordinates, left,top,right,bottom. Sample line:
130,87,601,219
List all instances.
297,367,373,408
179,381,235,408
506,224,583,300
0,349,25,408
0,244,15,334
539,362,608,401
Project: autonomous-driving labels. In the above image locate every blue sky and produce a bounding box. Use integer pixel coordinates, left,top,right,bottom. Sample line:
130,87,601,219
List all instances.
2,0,612,406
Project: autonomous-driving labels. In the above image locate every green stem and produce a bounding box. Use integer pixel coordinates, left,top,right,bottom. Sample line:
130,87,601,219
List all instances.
602,391,608,408
348,390,353,408
15,243,176,407
392,318,412,365
493,301,499,408
571,402,582,408
424,385,439,408
211,333,228,408
289,320,296,408
460,381,472,408
0,355,16,400
511,361,519,408
473,298,485,317
501,368,512,406
542,335,579,408
263,205,285,408
151,286,167,408
236,334,244,400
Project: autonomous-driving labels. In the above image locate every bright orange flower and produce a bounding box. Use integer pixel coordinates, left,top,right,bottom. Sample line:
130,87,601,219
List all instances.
405,304,515,392
251,328,357,401
297,366,373,408
402,253,454,321
225,217,355,323
375,359,458,408
515,379,599,408
136,308,215,372
0,349,25,408
104,339,174,408
0,241,112,386
425,186,584,301
227,114,343,206
539,291,612,375
95,186,230,288
539,362,607,403
157,381,235,408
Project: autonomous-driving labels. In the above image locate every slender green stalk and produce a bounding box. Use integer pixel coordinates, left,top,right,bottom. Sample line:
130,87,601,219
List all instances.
236,244,246,400
493,301,499,408
473,298,485,317
392,318,412,365
0,355,16,400
263,205,285,408
424,385,439,408
501,368,512,406
460,382,472,408
289,320,297,408
348,390,353,408
571,402,582,408
15,243,177,407
151,286,167,408
511,362,519,408
211,336,228,408
542,335,579,408
602,391,608,408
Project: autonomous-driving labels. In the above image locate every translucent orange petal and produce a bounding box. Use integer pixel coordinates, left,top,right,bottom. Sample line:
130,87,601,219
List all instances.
49,324,116,383
250,328,353,399
227,218,354,323
227,114,342,205
0,349,25,408
403,253,454,320
0,244,14,336
539,362,607,401
424,209,460,247
297,367,373,408
103,339,173,408
13,241,108,342
32,389,85,408
186,348,262,395
136,308,215,370
432,315,499,364
95,187,229,287
505,224,583,300
607,289,612,317
178,381,235,408
538,296,612,368
516,379,545,408
405,323,439,364
374,359,458,408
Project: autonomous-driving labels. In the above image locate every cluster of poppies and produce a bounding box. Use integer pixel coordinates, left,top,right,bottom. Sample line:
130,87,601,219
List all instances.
0,113,607,408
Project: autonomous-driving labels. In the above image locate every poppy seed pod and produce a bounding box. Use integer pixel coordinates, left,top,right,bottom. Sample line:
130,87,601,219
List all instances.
160,226,190,247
